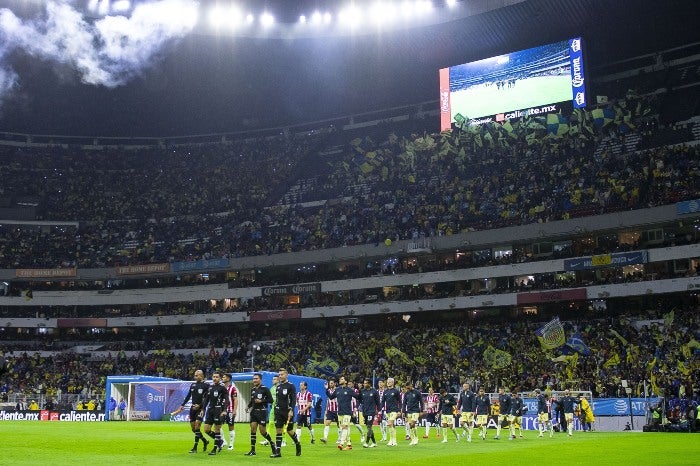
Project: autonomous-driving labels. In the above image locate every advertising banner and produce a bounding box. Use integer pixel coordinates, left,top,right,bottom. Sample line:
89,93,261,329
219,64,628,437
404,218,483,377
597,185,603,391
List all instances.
564,251,648,271
170,258,229,273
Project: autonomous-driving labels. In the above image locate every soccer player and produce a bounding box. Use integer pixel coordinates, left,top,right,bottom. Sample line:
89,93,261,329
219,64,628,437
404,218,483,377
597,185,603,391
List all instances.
457,382,476,442
474,387,491,440
295,381,315,444
348,381,366,441
403,381,423,445
221,372,238,450
320,378,340,444
377,379,388,441
508,391,524,439
326,375,360,451
359,378,381,448
535,389,553,438
271,368,302,457
172,369,210,453
381,377,402,446
495,387,512,440
201,370,228,455
438,388,459,443
423,387,440,438
560,389,577,437
245,372,276,456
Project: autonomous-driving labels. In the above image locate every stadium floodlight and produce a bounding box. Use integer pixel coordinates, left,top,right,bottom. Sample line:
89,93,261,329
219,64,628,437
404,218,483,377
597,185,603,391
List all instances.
156,0,199,30
370,2,397,25
260,11,274,27
310,11,322,25
299,14,306,24
87,0,99,13
208,6,225,29
446,0,457,7
338,6,361,28
400,0,415,15
246,13,254,24
323,12,332,24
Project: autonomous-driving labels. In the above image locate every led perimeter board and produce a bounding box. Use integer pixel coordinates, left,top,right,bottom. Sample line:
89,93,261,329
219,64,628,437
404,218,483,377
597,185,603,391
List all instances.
439,38,586,130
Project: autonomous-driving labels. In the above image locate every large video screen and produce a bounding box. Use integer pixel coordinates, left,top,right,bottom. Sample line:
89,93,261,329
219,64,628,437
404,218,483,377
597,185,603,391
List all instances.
439,38,586,130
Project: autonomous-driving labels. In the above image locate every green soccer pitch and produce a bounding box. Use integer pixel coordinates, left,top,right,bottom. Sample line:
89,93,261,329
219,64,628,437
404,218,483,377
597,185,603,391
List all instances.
3,422,697,465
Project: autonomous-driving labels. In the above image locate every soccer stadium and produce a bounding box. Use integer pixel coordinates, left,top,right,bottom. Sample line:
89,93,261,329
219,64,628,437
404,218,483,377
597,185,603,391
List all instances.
0,0,698,464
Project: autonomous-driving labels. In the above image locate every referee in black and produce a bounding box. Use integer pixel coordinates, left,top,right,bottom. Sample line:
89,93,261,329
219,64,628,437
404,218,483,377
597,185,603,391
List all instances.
172,369,210,453
272,367,302,457
245,373,275,456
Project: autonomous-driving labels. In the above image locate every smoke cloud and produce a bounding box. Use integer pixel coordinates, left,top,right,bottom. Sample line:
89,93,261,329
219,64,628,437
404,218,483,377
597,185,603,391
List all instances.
0,0,199,105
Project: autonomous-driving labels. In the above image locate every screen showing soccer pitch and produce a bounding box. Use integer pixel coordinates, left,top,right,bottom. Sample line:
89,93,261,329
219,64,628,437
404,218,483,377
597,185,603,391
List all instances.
439,37,586,130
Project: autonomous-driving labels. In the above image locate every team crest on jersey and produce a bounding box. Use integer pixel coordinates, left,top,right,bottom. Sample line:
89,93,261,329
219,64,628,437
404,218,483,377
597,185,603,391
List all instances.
283,389,288,395
197,389,203,394
257,394,262,399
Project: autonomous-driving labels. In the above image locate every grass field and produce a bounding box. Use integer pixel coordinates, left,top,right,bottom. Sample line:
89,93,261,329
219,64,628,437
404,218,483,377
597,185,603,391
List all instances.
2,422,698,465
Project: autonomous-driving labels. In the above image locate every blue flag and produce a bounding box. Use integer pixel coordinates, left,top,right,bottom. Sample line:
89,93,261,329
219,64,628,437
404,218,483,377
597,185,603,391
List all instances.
566,333,591,355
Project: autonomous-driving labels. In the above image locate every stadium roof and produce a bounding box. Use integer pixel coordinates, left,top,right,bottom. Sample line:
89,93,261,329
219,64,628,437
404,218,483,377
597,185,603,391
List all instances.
0,0,697,138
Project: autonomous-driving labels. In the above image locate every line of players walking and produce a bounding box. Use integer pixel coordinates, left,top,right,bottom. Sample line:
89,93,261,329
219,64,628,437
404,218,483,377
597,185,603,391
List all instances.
175,368,581,456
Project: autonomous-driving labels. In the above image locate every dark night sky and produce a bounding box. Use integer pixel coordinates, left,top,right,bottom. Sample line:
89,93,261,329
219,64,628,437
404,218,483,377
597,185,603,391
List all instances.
0,0,697,137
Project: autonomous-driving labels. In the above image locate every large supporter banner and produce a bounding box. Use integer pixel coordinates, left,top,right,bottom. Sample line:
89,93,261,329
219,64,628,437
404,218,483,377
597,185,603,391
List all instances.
170,258,229,273
564,251,648,271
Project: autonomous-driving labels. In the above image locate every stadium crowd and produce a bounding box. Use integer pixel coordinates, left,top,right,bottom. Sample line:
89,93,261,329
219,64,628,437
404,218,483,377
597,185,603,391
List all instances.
1,305,697,421
1,93,698,269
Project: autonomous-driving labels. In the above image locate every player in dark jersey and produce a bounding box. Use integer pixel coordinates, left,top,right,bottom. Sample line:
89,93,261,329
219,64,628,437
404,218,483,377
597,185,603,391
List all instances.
172,369,210,453
202,370,229,455
474,387,491,440
403,381,424,445
508,391,525,439
438,388,459,443
271,367,301,458
495,387,512,439
559,389,577,437
359,378,381,448
457,382,476,441
245,372,276,456
535,388,553,438
380,377,401,447
326,375,361,451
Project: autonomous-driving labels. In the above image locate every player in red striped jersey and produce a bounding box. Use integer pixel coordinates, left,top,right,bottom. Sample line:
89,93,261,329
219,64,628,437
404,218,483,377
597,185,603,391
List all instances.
320,379,340,444
295,381,315,444
423,387,440,438
221,373,239,450
377,379,387,442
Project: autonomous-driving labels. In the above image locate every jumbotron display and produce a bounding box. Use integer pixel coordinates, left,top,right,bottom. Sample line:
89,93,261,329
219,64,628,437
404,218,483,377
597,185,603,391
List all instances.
439,38,586,130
